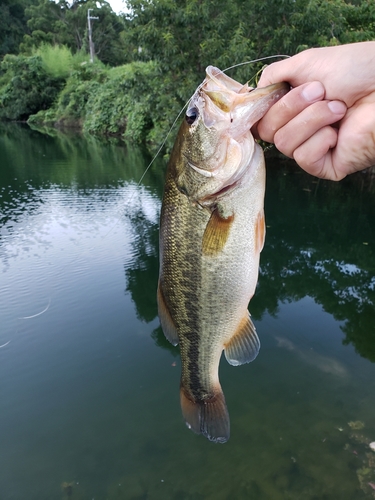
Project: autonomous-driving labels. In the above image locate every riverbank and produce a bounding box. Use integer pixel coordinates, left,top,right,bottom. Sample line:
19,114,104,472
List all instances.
26,59,176,149
0,48,197,154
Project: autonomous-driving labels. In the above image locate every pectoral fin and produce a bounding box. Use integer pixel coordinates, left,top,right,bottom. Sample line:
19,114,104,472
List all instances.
255,209,266,254
157,281,179,346
202,207,234,256
224,313,260,366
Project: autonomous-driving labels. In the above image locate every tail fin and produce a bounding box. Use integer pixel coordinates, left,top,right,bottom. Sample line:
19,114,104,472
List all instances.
180,387,230,443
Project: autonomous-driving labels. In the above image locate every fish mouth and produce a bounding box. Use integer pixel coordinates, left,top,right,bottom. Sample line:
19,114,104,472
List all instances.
183,67,289,203
200,66,289,131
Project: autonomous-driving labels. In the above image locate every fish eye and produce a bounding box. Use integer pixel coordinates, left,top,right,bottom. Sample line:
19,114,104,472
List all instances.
185,106,198,125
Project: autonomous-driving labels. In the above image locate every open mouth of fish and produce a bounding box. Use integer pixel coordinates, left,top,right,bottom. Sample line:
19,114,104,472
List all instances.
183,67,289,202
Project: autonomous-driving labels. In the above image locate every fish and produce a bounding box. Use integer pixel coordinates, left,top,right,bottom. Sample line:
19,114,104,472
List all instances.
157,66,289,443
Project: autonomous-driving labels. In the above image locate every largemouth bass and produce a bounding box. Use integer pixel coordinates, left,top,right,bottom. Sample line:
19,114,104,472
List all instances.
158,66,288,443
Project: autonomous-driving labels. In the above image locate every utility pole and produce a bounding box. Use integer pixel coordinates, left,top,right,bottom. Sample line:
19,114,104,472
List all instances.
87,9,99,63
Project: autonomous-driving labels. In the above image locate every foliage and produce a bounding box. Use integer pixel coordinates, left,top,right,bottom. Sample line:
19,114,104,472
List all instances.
0,0,33,59
1,0,375,145
118,0,375,148
27,107,58,126
33,43,74,78
27,60,165,144
0,54,64,120
341,0,375,43
84,61,160,142
29,59,107,126
124,0,258,84
124,0,375,70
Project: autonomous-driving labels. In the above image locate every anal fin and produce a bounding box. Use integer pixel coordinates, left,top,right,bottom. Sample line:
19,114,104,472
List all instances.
224,312,260,366
157,281,179,346
180,386,230,444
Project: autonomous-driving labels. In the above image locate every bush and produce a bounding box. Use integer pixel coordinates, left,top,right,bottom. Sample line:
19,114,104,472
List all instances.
51,63,106,127
27,108,58,126
83,61,160,142
33,43,74,79
0,54,64,120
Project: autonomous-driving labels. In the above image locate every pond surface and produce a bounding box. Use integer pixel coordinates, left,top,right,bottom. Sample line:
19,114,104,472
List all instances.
1,124,375,500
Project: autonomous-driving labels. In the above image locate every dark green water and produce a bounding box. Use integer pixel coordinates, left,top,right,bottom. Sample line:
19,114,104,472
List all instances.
1,124,375,500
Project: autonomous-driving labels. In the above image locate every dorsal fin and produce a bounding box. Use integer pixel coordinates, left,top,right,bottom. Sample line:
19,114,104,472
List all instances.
157,281,179,346
224,312,260,366
202,207,234,256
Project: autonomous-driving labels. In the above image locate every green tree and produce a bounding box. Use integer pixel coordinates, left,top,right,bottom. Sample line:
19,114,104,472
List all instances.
122,0,262,147
124,0,257,80
0,0,33,58
341,0,375,43
124,0,375,72
0,54,64,120
240,0,375,55
119,0,375,147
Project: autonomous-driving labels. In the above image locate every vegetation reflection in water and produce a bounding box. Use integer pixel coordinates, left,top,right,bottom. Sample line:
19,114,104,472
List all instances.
0,124,375,499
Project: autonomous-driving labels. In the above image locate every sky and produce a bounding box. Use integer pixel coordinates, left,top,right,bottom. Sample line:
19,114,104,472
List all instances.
107,0,128,14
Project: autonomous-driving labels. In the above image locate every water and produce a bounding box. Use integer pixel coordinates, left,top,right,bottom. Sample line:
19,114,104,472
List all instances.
1,124,375,500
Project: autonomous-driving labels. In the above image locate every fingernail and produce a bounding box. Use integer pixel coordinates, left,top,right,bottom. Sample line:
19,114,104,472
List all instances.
301,82,324,102
328,100,346,114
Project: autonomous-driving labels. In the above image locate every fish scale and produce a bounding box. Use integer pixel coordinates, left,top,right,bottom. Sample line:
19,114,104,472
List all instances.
158,66,289,443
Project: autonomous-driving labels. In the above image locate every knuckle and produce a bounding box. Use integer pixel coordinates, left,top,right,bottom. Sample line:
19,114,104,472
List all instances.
274,129,291,156
257,119,274,143
293,147,312,170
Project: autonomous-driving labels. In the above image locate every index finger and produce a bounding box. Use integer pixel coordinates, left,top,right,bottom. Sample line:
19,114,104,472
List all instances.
257,53,312,89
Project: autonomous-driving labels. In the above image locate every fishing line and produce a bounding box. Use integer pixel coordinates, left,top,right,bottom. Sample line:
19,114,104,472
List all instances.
135,54,291,192
222,54,291,73
106,53,292,236
14,54,292,327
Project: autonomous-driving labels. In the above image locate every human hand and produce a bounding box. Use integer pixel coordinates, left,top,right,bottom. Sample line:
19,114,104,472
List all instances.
255,42,375,180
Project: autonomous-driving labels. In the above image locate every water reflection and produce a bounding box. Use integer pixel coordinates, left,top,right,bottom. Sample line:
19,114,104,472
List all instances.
1,124,375,499
124,188,160,323
1,124,374,360
256,160,375,363
120,146,375,363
